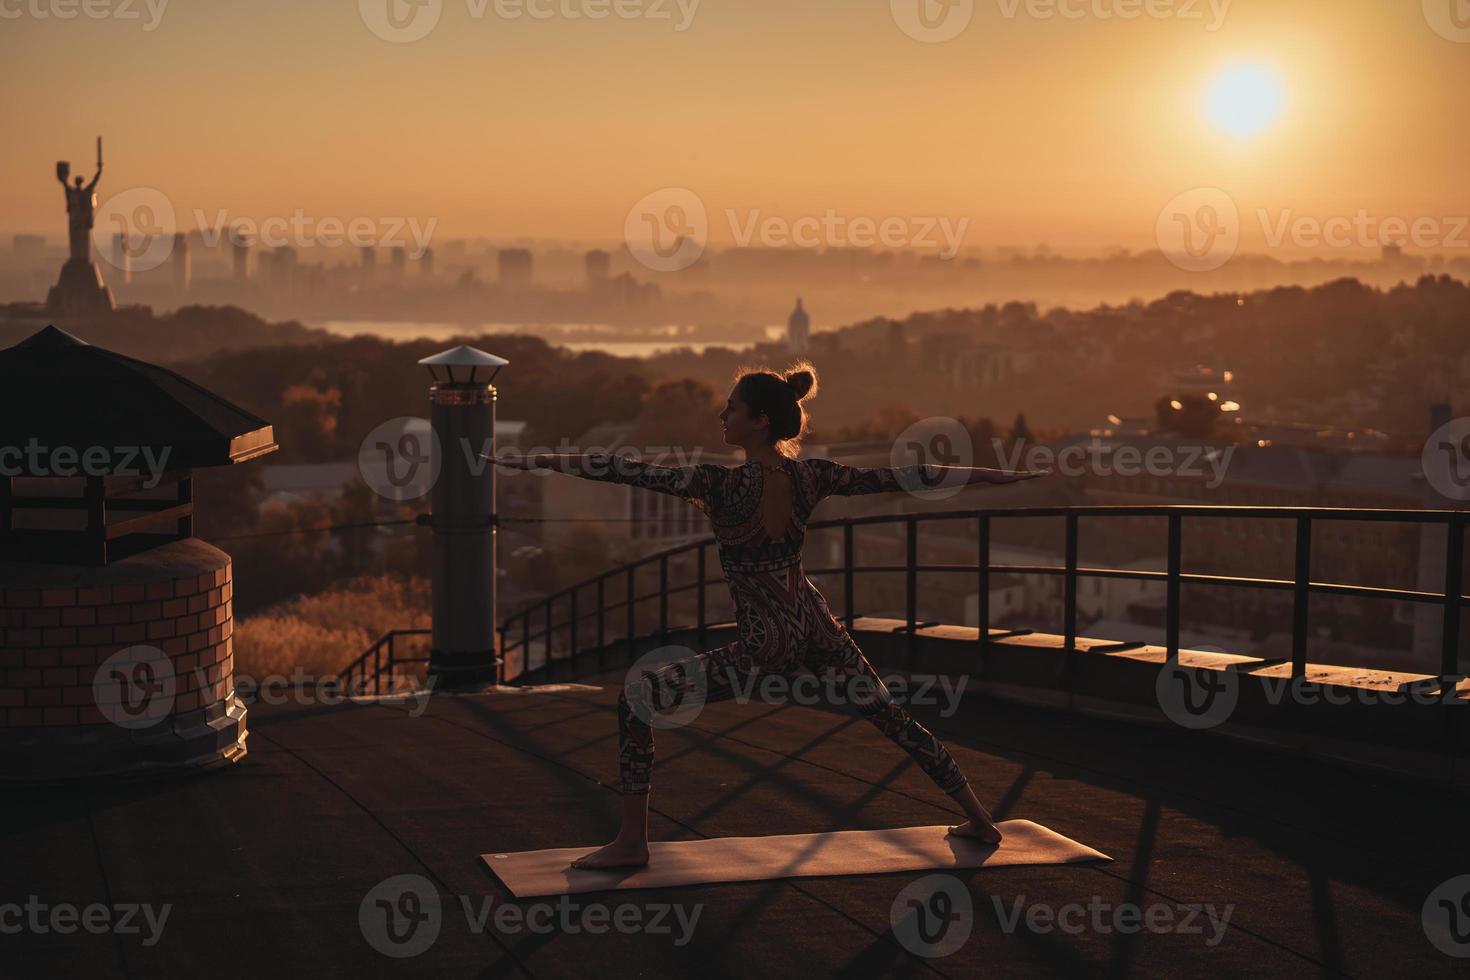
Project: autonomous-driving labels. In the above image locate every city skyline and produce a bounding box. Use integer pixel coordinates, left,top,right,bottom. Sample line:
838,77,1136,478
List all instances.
4,2,1470,256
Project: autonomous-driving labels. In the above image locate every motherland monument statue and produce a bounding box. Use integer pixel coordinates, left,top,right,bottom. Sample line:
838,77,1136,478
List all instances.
46,137,117,316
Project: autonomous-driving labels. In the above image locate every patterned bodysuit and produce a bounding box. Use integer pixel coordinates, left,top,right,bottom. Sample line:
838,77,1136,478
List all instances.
573,451,970,798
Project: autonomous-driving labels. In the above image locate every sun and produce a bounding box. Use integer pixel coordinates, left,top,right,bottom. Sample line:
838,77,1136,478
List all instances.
1202,64,1287,140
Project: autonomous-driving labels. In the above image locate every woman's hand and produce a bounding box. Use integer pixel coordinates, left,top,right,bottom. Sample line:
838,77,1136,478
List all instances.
976,466,1053,484
480,451,539,470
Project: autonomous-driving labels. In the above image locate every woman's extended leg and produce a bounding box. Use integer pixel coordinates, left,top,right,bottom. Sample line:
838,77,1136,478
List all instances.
801,633,1003,844
571,642,762,869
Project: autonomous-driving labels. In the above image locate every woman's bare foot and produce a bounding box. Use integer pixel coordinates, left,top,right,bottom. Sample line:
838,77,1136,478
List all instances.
947,818,1003,845
569,839,650,870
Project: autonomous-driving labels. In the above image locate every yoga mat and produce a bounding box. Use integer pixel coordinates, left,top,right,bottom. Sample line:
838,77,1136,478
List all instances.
481,819,1110,898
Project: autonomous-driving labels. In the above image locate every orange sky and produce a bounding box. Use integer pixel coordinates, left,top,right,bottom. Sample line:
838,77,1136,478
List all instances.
4,0,1469,256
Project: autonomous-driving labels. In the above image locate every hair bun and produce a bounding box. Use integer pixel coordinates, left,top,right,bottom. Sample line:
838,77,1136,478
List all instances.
784,368,816,401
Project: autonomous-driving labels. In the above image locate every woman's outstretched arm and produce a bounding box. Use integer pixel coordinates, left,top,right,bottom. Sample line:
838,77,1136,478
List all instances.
808,458,1050,497
483,450,724,509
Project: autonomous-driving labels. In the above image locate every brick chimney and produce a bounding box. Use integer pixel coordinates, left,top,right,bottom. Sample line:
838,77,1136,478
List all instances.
0,325,277,781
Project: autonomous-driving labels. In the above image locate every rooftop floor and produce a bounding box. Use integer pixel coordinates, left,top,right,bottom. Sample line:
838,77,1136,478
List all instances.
3,664,1466,978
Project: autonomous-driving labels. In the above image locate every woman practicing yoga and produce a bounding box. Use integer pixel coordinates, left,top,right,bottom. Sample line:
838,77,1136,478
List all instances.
484,362,1049,870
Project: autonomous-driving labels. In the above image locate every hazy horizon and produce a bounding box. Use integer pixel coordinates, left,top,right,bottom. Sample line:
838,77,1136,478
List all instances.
6,1,1470,260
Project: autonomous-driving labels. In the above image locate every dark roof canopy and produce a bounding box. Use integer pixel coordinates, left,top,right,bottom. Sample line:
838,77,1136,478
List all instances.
0,325,278,476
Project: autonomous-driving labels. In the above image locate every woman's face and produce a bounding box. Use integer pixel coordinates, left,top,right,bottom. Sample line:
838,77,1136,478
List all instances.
720,384,768,450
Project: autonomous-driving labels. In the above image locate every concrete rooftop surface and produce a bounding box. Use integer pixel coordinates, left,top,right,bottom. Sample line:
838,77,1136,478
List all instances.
3,665,1466,979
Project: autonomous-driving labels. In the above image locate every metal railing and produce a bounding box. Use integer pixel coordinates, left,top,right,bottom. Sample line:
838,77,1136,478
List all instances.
338,628,431,696
498,504,1469,688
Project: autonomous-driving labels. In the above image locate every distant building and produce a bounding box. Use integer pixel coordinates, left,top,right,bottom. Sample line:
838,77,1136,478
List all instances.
269,246,297,293
1414,401,1456,669
360,245,376,282
258,421,529,509
228,226,251,282
389,246,406,279
499,248,533,289
12,234,44,258
603,272,658,308
1049,419,1469,671
259,462,363,507
948,343,1039,387
1168,364,1233,397
419,246,435,279
111,233,131,284
171,233,190,293
787,297,810,351
537,421,738,552
585,249,611,285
